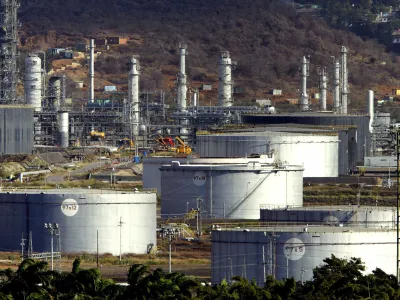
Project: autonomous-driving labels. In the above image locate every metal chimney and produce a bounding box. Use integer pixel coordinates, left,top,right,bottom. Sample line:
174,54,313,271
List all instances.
332,57,340,113
128,56,140,137
89,39,95,104
340,46,348,114
300,56,309,111
367,90,374,133
176,43,187,111
319,67,327,111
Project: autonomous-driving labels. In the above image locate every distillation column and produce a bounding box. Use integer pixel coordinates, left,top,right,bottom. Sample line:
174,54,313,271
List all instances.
218,51,233,107
340,46,348,114
332,57,340,113
300,56,309,111
128,56,140,137
0,0,18,103
319,67,327,111
24,54,42,112
176,43,187,111
89,39,95,103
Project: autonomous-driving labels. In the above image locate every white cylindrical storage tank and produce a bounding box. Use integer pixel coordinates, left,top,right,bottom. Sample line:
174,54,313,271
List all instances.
218,51,233,107
212,227,396,286
160,162,303,219
0,190,157,255
197,132,339,177
24,54,42,112
57,111,69,148
143,156,276,194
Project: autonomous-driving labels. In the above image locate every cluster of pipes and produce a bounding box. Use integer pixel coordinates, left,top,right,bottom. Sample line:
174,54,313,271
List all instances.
300,46,349,114
175,44,234,111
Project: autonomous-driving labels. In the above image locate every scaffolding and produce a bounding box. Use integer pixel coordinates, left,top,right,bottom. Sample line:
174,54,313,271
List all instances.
0,0,19,103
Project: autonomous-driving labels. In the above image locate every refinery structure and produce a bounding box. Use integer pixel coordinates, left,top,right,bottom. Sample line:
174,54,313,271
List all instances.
1,0,400,288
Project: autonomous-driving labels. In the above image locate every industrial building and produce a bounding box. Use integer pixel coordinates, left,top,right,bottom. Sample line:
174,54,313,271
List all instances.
211,206,396,285
160,161,303,219
196,127,340,177
0,189,157,255
0,107,34,154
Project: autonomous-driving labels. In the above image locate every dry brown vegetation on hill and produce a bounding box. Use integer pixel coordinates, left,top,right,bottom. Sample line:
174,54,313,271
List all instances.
18,0,400,108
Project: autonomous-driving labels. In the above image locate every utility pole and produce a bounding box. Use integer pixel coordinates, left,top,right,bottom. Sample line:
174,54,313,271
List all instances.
396,130,400,283
196,197,203,238
44,223,60,271
163,228,177,273
97,230,99,269
118,217,124,261
20,233,26,259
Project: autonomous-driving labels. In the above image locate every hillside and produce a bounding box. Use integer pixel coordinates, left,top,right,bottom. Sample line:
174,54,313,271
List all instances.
17,0,400,110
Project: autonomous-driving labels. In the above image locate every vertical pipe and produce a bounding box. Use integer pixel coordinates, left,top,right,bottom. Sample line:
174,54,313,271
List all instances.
218,51,233,107
168,232,172,273
332,57,340,113
89,39,95,103
397,131,400,283
262,245,266,283
177,43,187,111
50,233,54,271
300,56,309,111
340,46,348,114
320,67,327,111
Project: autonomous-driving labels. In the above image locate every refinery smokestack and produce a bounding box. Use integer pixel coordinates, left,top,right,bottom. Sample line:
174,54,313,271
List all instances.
300,56,309,111
177,43,187,110
367,90,374,133
319,67,327,111
332,57,340,113
128,56,140,136
218,51,233,107
89,39,95,104
340,46,348,114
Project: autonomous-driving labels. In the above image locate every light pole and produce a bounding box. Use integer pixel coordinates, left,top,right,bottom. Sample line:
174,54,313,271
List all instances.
44,223,59,271
118,217,124,261
186,201,189,214
164,228,178,273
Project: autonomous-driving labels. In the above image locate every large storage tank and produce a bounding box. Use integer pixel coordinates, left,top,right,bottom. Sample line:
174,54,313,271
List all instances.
211,226,396,286
24,54,42,112
241,114,371,172
0,190,156,255
197,130,339,177
143,156,275,194
160,161,303,219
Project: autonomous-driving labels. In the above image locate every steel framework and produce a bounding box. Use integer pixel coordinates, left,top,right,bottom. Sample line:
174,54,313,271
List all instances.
0,0,19,103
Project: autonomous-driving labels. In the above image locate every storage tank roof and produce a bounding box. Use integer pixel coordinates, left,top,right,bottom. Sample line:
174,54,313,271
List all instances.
160,162,304,172
212,224,395,233
0,189,156,195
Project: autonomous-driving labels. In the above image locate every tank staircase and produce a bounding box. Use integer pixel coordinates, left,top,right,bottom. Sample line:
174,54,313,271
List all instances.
225,171,273,218
339,210,356,225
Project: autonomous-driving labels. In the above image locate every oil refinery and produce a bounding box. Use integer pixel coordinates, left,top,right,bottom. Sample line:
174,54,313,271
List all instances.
1,0,400,288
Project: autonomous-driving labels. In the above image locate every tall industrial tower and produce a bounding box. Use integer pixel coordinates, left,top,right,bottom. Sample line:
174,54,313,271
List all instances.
0,0,19,103
300,56,310,111
218,51,234,107
176,43,187,111
128,56,140,137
